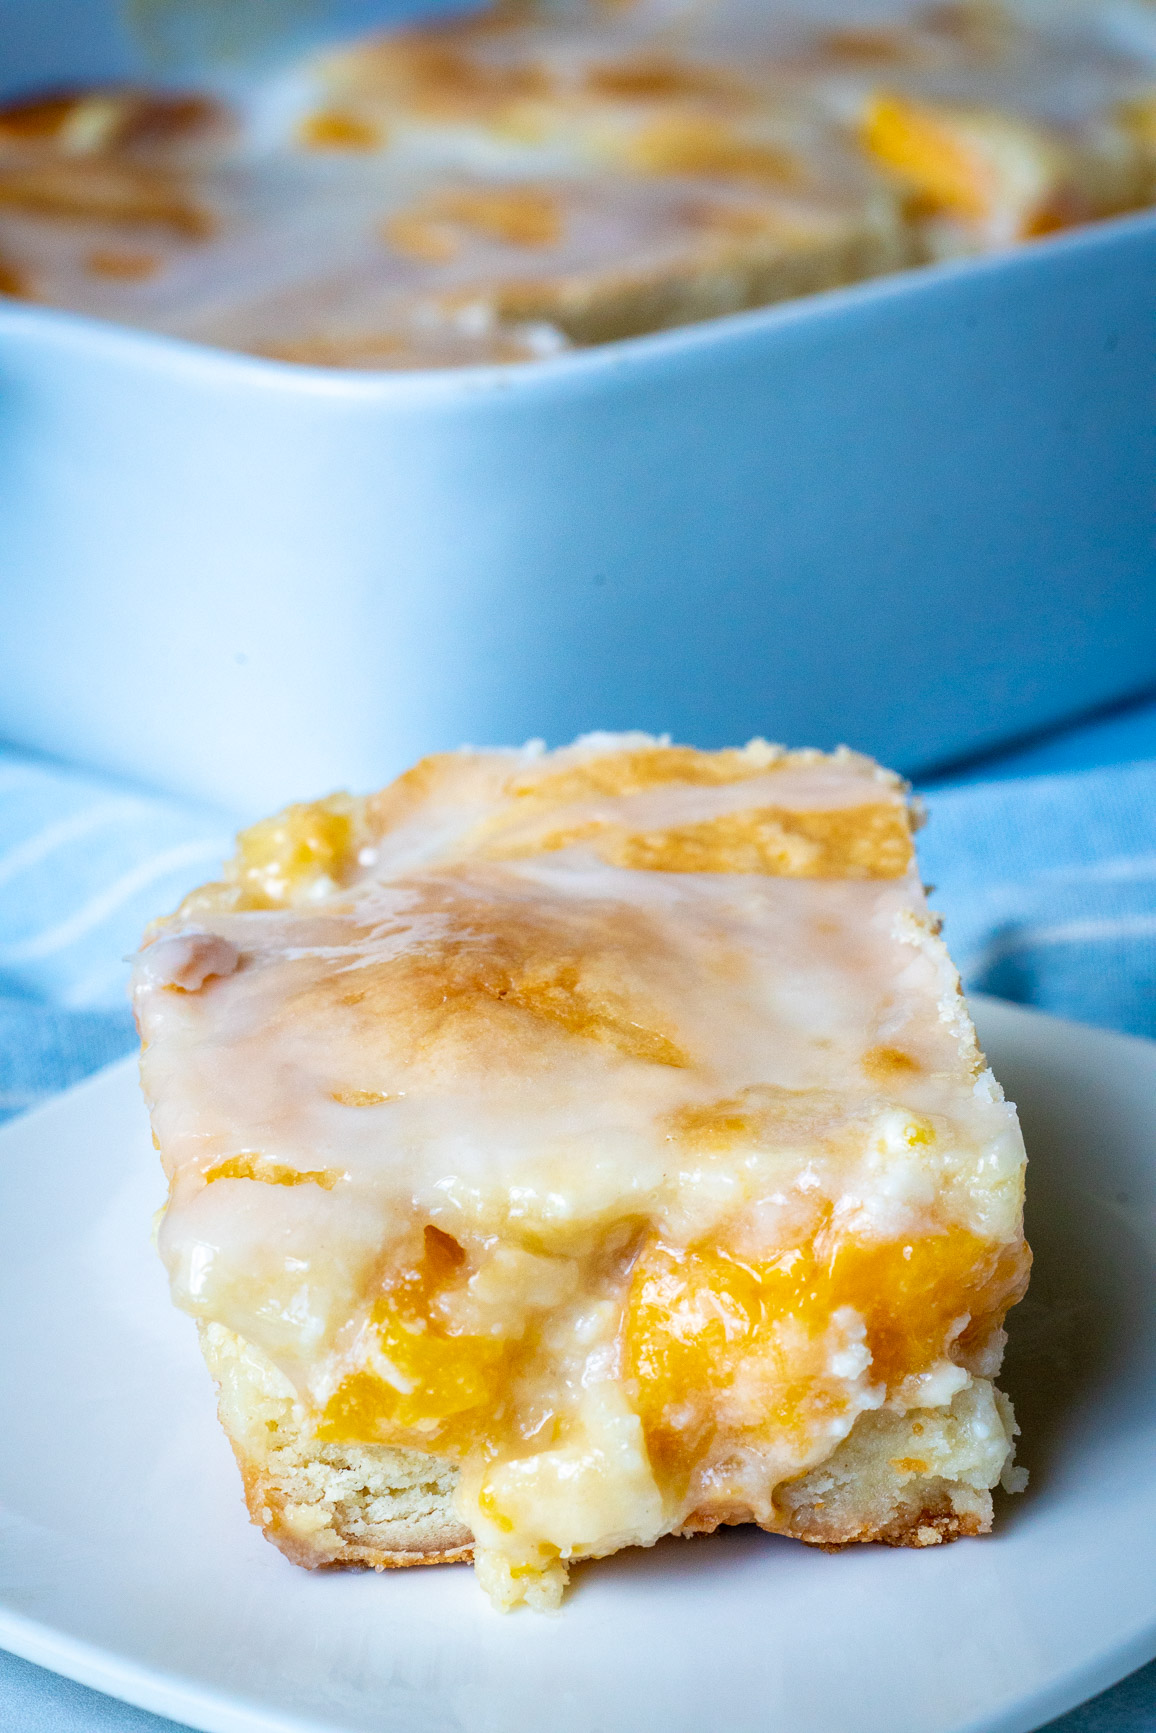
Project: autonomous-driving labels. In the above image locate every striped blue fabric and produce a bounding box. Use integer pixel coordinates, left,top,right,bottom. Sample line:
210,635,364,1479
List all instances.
0,747,231,1124
919,759,1156,1043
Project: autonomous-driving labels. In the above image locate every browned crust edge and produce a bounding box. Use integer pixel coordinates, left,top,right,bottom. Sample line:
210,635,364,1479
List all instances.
679,1497,987,1550
232,1439,984,1572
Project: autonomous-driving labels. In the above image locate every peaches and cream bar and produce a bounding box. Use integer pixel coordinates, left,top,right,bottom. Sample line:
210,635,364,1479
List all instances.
134,737,1029,1610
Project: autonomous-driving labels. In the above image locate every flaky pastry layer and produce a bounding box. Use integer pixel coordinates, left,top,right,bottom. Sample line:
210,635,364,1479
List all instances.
203,1322,1021,1586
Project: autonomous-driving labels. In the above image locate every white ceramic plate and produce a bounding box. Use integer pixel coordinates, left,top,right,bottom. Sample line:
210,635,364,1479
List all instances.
1,995,1155,1733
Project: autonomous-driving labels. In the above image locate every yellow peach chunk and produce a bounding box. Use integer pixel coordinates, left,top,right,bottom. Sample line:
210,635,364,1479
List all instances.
319,1225,509,1452
230,793,356,908
297,108,384,150
626,1227,1029,1489
861,93,998,218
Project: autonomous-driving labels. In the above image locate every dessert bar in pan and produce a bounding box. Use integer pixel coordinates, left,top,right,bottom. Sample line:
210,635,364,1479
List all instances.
3,0,1156,365
134,737,1030,1610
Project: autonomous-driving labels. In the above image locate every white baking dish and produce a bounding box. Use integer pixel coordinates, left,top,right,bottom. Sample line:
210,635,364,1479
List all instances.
1,185,1154,813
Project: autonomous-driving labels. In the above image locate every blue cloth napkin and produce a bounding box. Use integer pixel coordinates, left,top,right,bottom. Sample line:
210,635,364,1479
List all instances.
3,710,1156,1731
918,758,1156,1043
0,747,230,1125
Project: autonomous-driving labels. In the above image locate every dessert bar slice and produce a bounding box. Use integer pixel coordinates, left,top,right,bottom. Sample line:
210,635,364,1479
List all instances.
134,737,1029,1610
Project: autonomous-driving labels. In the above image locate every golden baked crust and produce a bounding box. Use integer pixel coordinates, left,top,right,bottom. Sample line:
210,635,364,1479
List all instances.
202,1324,472,1570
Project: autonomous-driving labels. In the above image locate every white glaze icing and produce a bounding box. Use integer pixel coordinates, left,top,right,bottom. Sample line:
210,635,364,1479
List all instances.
136,930,240,992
